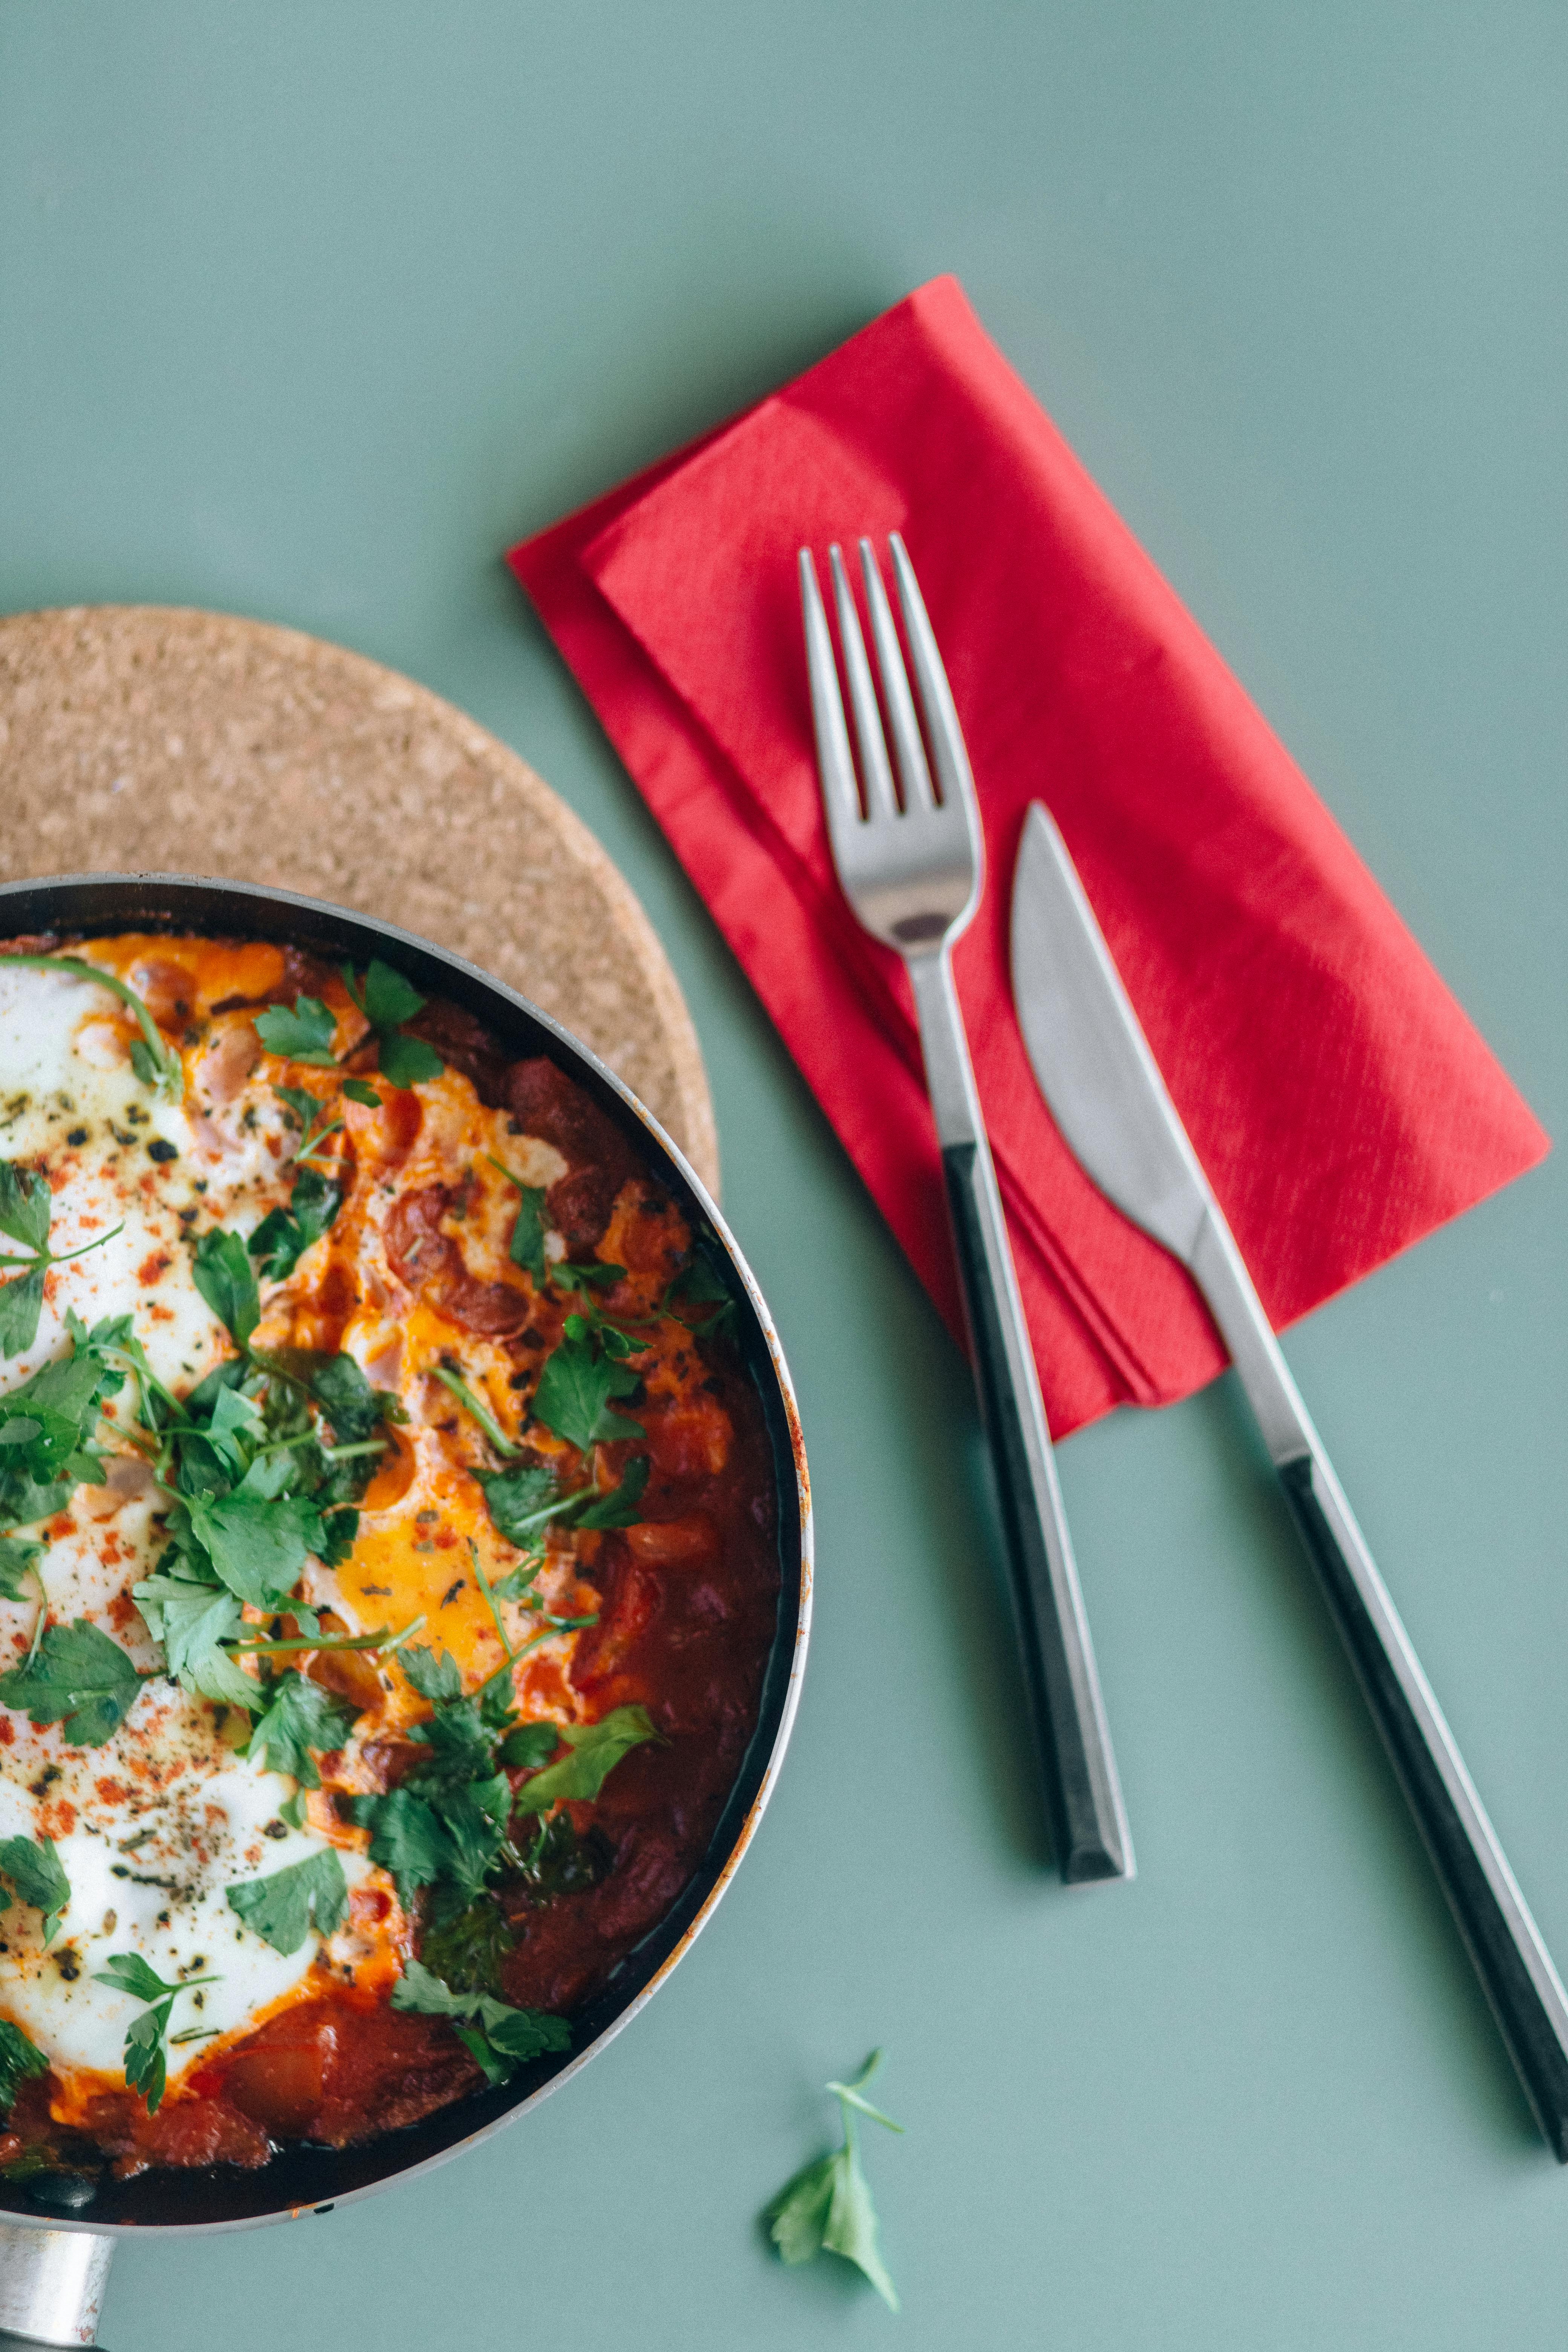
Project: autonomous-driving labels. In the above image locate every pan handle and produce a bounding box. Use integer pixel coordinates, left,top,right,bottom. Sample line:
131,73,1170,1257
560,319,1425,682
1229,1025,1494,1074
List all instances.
0,2223,114,2349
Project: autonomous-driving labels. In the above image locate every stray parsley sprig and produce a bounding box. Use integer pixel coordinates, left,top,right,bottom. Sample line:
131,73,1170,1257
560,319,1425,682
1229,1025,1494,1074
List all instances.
766,2051,903,2312
93,1952,222,2114
0,955,183,1098
0,1160,124,1357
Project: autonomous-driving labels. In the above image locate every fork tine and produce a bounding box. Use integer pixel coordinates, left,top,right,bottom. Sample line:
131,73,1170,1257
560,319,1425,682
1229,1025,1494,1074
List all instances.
858,537,937,811
827,544,899,823
888,533,974,811
798,549,864,860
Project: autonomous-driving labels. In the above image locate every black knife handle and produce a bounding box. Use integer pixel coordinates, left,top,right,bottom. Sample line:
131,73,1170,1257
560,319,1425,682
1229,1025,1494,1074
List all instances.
942,1140,1132,1881
1279,1452,1568,2158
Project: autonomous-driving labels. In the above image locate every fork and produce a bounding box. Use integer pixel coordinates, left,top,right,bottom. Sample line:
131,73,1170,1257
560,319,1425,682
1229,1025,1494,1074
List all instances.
799,533,1134,1883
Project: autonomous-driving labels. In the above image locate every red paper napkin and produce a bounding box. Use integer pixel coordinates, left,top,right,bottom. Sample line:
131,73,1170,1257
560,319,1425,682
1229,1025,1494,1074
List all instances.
508,276,1548,1438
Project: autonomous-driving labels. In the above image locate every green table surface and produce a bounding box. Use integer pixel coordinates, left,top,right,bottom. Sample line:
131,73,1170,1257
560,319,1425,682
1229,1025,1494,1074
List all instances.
2,6,1564,2344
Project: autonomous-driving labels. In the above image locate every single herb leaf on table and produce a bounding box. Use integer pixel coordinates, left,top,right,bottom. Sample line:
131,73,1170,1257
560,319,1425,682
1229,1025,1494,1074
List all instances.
766,2050,903,2312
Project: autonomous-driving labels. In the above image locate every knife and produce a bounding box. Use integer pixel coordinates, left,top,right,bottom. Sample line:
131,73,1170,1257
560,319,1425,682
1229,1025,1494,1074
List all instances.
1010,798,1568,2159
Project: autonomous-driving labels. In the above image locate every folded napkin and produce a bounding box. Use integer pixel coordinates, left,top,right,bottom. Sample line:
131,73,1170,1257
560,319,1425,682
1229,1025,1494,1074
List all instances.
508,276,1548,1437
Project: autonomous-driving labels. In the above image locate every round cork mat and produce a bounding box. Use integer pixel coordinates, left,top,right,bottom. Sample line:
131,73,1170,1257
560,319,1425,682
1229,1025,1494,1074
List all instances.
0,605,718,1196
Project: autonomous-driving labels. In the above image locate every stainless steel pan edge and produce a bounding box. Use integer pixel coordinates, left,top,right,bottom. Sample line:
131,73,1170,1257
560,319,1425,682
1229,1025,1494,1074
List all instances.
0,873,813,2254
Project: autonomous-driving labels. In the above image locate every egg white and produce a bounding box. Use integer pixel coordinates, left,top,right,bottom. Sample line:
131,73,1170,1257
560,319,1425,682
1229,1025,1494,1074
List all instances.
0,964,357,2085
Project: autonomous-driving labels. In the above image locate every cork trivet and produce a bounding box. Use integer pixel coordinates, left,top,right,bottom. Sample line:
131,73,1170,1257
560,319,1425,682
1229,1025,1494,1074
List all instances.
0,605,718,1196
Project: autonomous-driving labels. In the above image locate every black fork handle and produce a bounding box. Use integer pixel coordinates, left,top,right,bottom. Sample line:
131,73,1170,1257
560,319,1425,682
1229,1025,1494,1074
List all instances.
909,949,1133,1882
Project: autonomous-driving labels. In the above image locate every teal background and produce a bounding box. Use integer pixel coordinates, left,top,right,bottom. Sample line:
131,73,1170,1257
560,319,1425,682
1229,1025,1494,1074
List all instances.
2,4,1565,2342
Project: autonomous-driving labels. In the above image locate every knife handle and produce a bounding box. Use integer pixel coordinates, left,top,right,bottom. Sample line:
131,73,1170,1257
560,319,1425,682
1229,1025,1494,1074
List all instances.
1192,1214,1568,2156
1277,1452,1568,2158
909,949,1133,1883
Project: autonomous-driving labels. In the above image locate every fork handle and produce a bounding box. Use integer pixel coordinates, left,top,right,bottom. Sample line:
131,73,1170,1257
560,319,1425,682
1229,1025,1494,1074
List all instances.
910,951,1134,1882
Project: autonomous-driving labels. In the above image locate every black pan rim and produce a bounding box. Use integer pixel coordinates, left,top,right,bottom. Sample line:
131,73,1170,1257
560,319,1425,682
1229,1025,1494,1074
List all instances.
0,871,812,2237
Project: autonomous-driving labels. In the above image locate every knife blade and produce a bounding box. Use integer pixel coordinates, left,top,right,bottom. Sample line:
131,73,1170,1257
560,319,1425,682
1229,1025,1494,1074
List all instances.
1010,798,1568,2161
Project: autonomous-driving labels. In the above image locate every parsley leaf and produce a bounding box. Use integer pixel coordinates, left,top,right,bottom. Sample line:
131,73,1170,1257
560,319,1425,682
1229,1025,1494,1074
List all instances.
132,1569,255,1709
389,1957,569,2085
0,1268,46,1360
93,1952,220,2115
341,960,443,1089
511,1705,657,1816
311,1352,393,1447
254,995,338,1065
496,1721,558,1772
345,1787,452,1907
417,1896,515,1997
0,1160,122,1357
485,1159,550,1280
0,2019,47,2113
0,1620,141,1746
179,1487,317,1609
400,1643,463,1706
0,1162,51,1256
227,1847,349,1954
248,1166,341,1282
191,1227,260,1349
0,1836,70,1944
0,1534,43,1603
342,1076,382,1109
765,2052,903,2312
245,1671,357,1786
476,1461,560,1549
532,1325,644,1453
0,1321,127,1527
574,1454,650,1529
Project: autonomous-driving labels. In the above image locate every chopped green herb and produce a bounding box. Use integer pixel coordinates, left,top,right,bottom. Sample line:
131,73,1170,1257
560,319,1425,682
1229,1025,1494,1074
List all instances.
532,1323,644,1453
93,1952,221,2114
254,995,338,1066
191,1227,260,1349
227,1847,349,1954
248,1166,341,1282
0,2019,48,2112
390,1956,569,2084
511,1705,657,1816
400,1643,464,1706
245,1671,357,1787
340,960,443,1090
485,1159,550,1281
0,1160,123,1356
433,1366,521,1459
766,2052,903,2311
342,1077,382,1109
417,1893,516,1997
0,1836,70,1944
0,1620,142,1747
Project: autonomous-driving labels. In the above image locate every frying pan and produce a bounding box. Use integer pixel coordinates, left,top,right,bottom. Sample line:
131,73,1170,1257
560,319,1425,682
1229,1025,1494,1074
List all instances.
0,874,812,2349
